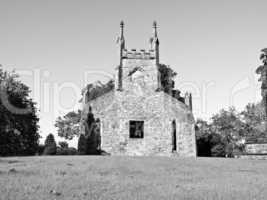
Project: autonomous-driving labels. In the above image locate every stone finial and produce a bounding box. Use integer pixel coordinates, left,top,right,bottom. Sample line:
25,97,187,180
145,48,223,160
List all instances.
120,20,125,39
184,92,193,111
150,21,159,50
120,21,124,38
153,21,157,28
120,20,124,28
153,21,158,38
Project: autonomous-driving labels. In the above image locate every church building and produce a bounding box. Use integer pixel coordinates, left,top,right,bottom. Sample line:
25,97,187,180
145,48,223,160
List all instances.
82,21,196,156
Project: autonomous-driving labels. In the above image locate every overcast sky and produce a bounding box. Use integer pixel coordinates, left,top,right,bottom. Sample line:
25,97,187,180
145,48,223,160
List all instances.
1,0,267,144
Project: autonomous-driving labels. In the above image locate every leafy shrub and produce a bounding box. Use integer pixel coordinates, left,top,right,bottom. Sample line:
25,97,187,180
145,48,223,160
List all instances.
43,134,57,155
56,147,77,155
158,63,177,94
82,80,114,102
37,144,45,155
58,141,68,149
77,134,87,155
211,143,225,157
67,147,77,155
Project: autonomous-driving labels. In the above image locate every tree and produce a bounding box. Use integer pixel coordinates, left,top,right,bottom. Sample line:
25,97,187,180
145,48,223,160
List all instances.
195,119,227,157
241,103,265,138
84,110,100,155
58,107,101,155
58,141,68,149
37,144,45,155
211,108,243,137
195,106,262,157
210,108,247,157
77,134,87,155
259,48,267,65
82,80,114,103
0,65,40,156
43,133,57,155
158,63,177,94
195,119,212,156
55,110,81,140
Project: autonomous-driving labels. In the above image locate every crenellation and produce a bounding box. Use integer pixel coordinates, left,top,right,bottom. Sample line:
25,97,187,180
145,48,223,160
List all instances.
122,48,156,60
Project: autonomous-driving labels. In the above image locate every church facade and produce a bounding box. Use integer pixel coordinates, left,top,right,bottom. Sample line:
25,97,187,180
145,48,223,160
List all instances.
82,22,196,156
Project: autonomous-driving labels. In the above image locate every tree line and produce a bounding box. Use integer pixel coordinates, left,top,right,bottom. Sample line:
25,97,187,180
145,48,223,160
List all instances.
196,104,264,157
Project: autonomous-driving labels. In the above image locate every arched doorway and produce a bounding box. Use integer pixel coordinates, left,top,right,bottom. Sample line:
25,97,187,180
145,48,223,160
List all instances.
172,120,177,152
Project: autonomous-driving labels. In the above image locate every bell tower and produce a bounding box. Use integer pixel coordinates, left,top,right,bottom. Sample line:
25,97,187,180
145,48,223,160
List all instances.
115,21,162,93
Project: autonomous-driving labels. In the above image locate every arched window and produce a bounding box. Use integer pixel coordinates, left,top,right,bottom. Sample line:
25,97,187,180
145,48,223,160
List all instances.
172,120,177,152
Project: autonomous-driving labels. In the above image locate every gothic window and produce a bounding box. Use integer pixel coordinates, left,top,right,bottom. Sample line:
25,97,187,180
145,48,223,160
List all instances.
129,121,144,138
172,120,177,152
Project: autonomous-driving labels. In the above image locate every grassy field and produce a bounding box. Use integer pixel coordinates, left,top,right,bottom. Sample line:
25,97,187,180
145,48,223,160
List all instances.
0,156,267,200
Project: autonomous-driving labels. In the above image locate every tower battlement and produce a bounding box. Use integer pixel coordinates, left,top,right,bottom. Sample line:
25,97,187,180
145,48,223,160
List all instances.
117,21,161,91
122,49,156,60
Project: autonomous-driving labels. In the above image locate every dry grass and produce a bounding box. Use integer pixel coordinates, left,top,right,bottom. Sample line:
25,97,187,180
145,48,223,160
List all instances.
0,156,267,200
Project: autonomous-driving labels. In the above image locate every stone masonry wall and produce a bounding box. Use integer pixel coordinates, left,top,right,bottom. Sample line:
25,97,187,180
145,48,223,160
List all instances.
115,58,158,94
162,92,196,157
83,90,196,157
83,54,196,157
245,143,267,154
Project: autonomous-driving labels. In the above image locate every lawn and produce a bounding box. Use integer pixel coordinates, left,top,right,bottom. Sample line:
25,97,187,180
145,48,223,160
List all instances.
0,156,266,200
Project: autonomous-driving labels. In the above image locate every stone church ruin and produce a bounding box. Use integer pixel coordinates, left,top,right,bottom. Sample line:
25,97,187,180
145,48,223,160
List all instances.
81,21,196,156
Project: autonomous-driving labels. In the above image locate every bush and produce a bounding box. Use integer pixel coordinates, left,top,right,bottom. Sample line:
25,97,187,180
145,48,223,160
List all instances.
77,134,87,155
67,147,77,155
43,146,57,155
56,147,77,155
56,147,68,155
196,136,212,157
43,134,57,155
58,141,68,149
211,143,225,157
37,144,45,155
